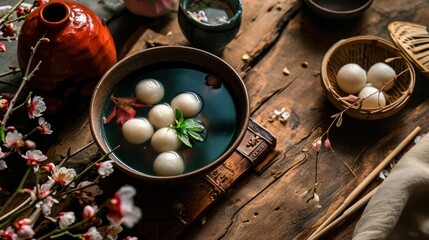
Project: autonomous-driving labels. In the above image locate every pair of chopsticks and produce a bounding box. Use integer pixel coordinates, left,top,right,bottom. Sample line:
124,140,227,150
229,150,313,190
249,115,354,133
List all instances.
308,126,421,240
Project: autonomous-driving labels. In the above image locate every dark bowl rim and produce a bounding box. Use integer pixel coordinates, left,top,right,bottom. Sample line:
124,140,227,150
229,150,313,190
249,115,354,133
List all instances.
305,0,373,17
89,45,250,184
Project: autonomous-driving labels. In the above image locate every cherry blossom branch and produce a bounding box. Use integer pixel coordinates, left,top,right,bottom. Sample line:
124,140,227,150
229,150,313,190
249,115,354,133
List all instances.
2,35,47,127
0,0,25,27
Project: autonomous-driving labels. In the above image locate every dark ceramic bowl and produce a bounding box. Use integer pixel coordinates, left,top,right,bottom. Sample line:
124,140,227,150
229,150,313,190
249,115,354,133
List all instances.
178,0,242,53
89,46,249,184
303,0,373,19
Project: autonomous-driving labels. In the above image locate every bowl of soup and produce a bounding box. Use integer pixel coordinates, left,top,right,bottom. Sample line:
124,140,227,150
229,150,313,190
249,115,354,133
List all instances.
89,46,249,183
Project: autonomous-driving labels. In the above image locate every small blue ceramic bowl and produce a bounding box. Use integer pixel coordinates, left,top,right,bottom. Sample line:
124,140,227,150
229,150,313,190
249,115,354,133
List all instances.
178,0,242,53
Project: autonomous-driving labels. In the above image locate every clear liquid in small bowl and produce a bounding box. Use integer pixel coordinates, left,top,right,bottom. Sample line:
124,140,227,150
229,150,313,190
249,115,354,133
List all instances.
187,0,234,25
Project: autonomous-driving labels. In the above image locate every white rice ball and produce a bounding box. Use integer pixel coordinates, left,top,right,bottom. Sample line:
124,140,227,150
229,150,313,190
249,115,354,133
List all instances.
153,151,185,176
170,92,202,118
358,85,386,109
148,103,175,129
336,63,367,94
367,62,396,91
151,127,182,152
135,79,164,104
122,118,154,144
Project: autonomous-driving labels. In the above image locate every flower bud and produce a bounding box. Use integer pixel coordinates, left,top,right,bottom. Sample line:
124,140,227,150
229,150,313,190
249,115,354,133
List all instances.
0,42,6,52
25,140,36,150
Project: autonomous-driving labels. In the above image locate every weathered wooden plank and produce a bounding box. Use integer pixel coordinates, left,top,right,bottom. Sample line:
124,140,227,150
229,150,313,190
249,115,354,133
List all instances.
125,0,301,76
182,0,429,239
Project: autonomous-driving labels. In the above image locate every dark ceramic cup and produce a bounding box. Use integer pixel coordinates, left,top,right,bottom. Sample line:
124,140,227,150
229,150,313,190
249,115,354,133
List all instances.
178,0,242,53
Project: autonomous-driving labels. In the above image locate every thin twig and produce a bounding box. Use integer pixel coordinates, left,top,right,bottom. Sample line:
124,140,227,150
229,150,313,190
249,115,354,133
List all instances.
0,67,21,78
308,126,421,240
2,34,46,127
0,0,25,26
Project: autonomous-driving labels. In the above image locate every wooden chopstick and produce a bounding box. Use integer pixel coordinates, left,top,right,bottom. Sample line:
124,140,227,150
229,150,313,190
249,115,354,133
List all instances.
308,126,421,240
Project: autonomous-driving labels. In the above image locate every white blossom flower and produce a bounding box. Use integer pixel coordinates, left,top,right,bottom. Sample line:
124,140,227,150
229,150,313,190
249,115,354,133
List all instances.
5,130,23,151
27,95,46,119
188,10,208,22
82,226,103,240
57,211,75,229
38,117,53,134
38,195,59,216
96,160,114,178
107,185,142,228
15,218,35,239
309,192,322,209
75,181,103,204
21,149,48,171
50,166,76,185
23,179,54,201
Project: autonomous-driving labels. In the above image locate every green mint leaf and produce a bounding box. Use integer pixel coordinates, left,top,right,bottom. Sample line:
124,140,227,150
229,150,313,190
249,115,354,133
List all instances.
175,109,184,125
188,130,204,142
184,119,205,132
177,132,192,148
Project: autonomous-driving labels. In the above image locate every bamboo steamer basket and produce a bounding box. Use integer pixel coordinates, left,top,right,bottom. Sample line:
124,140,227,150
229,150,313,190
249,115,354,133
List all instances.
388,21,429,78
321,35,416,120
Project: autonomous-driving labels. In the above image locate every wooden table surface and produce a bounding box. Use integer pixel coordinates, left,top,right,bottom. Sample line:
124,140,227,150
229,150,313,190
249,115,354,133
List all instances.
4,0,429,239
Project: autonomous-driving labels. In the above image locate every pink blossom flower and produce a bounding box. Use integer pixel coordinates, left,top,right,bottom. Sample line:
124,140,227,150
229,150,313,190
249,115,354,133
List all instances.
312,138,322,152
50,166,76,185
75,181,103,204
5,130,24,152
21,149,48,171
23,179,54,201
0,98,8,109
0,42,6,52
27,95,46,119
25,179,57,215
1,23,15,38
96,160,114,178
42,163,55,172
82,205,97,219
0,226,17,239
15,218,35,239
124,237,138,240
57,211,75,229
107,185,142,228
324,138,331,148
105,225,123,240
82,226,103,240
38,117,53,134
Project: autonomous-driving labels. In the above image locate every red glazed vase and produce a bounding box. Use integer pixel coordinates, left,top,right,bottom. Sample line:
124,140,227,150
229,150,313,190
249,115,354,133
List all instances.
17,0,117,113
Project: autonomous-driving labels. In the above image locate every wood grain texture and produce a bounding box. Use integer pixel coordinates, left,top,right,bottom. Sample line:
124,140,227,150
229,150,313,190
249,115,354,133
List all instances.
3,0,429,239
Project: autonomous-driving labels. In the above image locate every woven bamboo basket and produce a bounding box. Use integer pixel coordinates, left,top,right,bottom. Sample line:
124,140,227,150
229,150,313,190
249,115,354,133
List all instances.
321,35,415,120
388,21,429,78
